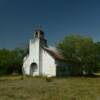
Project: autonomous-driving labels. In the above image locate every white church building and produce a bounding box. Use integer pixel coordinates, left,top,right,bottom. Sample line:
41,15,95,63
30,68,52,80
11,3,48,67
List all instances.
22,28,68,77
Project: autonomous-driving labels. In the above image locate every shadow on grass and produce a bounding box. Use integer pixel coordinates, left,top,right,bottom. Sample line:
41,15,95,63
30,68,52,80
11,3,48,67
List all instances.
56,74,100,79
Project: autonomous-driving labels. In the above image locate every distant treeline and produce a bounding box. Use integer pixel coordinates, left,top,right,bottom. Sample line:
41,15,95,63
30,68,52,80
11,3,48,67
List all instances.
0,47,28,76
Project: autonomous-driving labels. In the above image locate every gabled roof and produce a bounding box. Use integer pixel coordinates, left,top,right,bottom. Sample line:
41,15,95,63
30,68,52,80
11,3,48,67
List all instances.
43,47,63,60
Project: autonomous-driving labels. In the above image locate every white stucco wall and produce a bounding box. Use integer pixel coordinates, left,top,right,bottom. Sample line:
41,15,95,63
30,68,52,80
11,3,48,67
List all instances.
41,48,56,77
23,38,57,77
22,38,40,76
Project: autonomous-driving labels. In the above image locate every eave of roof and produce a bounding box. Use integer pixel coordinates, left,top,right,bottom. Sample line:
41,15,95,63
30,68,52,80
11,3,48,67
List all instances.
43,47,63,60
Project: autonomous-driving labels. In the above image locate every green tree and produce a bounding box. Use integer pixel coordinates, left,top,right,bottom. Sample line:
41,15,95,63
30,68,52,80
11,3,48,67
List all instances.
0,44,29,76
57,35,100,75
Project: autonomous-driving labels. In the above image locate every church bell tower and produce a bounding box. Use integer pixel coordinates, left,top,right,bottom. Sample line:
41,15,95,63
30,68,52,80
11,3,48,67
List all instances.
33,25,47,47
34,28,44,39
31,25,48,75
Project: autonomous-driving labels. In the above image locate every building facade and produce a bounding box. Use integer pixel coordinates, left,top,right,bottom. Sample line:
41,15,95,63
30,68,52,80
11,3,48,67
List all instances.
22,29,68,77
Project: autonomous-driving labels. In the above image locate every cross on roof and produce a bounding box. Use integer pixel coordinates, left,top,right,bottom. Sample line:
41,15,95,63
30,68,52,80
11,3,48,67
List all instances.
35,24,43,31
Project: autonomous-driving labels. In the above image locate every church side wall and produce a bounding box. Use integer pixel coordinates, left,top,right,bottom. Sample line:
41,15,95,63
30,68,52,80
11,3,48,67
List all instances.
41,49,56,77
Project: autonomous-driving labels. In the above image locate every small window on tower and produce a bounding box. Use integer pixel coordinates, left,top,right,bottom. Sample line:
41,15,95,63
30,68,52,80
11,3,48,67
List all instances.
40,31,44,38
35,32,38,38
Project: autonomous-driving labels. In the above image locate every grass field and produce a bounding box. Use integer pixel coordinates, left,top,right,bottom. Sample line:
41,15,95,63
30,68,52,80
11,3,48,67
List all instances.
0,76,100,100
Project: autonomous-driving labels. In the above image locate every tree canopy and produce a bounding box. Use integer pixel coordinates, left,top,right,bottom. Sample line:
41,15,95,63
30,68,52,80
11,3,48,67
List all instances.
57,35,100,75
0,46,28,76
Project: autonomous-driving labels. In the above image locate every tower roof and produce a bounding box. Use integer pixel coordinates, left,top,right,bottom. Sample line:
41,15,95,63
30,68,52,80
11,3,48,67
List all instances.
34,24,44,33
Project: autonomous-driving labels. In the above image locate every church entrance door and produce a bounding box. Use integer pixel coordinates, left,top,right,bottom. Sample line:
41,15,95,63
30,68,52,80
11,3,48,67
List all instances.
30,63,37,76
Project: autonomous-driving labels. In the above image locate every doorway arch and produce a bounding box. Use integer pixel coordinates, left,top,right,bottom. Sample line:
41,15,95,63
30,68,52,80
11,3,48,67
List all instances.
30,63,37,76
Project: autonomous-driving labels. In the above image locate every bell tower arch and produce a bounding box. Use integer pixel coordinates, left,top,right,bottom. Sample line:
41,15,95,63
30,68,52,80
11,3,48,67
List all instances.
34,25,44,39
33,25,47,47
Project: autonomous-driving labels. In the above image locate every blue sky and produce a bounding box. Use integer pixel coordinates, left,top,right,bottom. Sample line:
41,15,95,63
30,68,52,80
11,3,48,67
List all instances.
0,0,100,48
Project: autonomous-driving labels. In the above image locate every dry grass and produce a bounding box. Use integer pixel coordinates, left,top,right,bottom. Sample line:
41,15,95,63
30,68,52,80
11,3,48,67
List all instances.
0,76,100,100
